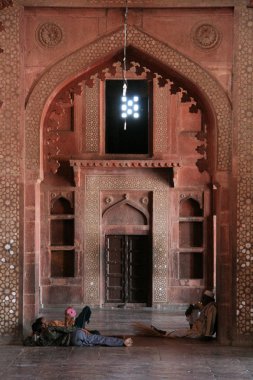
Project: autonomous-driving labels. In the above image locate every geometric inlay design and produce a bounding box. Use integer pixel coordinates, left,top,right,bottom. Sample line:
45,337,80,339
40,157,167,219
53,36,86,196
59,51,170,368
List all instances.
236,2,253,335
83,77,100,152
84,174,169,304
0,5,20,336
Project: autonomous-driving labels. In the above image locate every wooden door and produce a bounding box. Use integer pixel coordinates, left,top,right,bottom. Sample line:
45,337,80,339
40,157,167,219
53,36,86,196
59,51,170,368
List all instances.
105,235,151,305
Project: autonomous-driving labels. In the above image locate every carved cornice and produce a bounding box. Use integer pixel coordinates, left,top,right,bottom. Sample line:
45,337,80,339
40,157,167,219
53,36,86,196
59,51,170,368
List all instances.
70,159,180,168
16,0,235,8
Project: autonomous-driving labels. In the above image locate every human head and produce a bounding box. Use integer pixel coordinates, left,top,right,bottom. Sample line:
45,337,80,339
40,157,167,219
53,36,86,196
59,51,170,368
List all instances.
32,317,46,334
65,306,77,318
201,290,215,305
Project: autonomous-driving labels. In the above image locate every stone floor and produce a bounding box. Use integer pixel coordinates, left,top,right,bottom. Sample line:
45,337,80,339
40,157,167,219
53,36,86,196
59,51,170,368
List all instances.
0,308,252,379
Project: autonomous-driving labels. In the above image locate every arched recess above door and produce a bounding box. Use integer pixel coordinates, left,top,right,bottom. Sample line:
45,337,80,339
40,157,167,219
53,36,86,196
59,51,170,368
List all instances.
25,25,232,176
102,197,149,226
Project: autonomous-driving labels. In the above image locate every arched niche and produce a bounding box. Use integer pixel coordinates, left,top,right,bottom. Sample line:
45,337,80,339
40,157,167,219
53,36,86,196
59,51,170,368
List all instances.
51,196,74,215
103,199,149,226
25,25,232,176
179,197,203,218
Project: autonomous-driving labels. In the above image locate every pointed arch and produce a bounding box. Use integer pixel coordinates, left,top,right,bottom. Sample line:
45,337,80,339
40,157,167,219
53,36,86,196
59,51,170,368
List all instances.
25,25,231,175
102,198,149,225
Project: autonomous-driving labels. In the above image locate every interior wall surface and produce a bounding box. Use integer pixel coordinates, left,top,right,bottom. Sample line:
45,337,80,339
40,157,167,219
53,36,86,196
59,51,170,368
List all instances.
23,5,233,344
0,0,252,346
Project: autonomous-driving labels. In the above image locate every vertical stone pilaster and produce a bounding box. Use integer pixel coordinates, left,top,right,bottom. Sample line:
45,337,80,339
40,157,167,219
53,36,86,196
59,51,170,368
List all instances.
234,0,253,340
83,78,100,153
0,5,23,336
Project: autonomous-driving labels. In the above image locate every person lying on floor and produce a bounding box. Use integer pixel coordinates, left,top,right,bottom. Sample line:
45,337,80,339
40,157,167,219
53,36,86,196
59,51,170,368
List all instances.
24,306,133,347
70,328,133,347
133,290,217,340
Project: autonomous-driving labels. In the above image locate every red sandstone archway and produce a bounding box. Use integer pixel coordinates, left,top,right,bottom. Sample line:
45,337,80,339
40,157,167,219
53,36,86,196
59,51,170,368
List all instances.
24,26,232,341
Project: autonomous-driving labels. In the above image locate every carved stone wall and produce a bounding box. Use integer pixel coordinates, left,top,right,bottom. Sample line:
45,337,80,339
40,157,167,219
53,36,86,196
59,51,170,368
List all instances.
0,5,22,335
153,80,169,154
84,174,168,303
83,78,100,153
0,1,251,345
25,26,232,175
235,1,253,336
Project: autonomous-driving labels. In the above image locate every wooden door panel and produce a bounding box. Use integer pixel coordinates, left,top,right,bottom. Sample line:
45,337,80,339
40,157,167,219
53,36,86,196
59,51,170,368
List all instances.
105,235,125,302
105,235,151,304
128,236,150,303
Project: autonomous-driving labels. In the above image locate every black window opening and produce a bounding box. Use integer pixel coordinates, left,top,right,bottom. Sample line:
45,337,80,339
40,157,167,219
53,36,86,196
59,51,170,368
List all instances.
105,80,151,154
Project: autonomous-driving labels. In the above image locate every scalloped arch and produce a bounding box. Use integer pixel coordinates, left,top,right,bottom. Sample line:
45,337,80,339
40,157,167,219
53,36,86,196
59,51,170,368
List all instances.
25,25,231,173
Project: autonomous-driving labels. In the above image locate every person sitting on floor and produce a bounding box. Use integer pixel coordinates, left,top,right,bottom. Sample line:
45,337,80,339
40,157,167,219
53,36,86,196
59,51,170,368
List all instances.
185,299,203,329
132,290,217,339
150,290,217,339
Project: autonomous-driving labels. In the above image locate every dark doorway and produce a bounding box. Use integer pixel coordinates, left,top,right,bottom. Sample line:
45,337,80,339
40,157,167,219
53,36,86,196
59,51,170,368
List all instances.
105,235,152,305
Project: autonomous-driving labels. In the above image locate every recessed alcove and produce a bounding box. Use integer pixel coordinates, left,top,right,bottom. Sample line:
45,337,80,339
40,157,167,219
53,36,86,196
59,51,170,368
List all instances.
179,221,203,247
50,195,75,278
50,219,74,246
180,197,203,217
51,197,74,215
179,196,204,280
51,250,75,277
179,252,203,279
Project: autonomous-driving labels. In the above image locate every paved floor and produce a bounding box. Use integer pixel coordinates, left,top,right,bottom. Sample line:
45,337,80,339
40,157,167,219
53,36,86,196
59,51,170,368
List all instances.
0,308,252,380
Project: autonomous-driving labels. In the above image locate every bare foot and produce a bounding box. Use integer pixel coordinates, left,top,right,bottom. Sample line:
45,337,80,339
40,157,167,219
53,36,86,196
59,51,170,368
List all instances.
124,337,133,347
